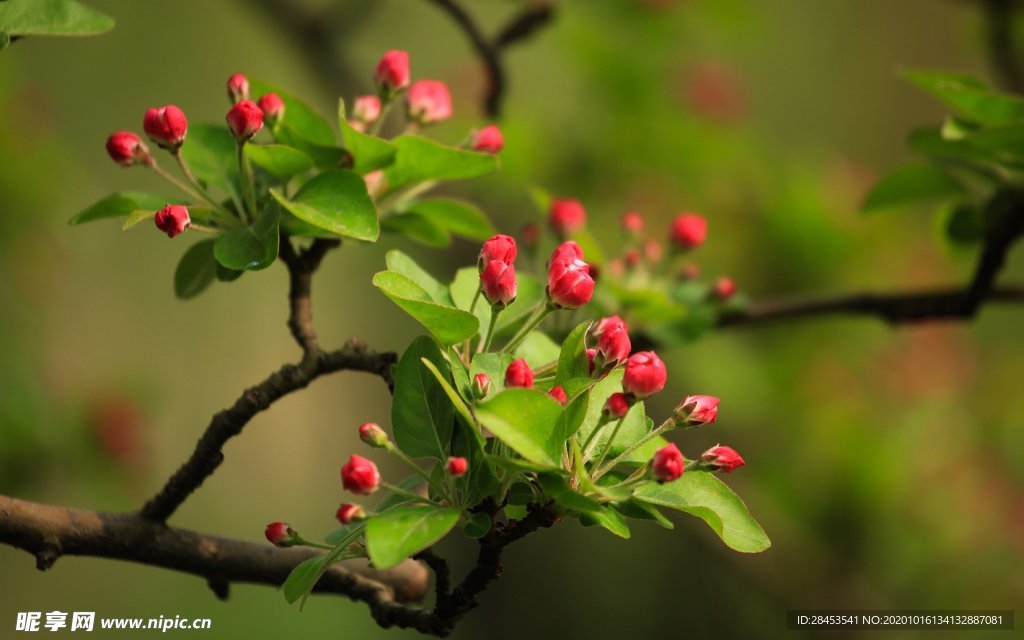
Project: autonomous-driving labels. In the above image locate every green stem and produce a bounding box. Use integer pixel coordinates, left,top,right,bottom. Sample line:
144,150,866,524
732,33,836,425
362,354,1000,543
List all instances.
602,464,649,492
367,97,397,137
502,303,553,354
147,162,206,205
379,482,440,507
172,149,225,212
469,288,482,314
295,537,334,551
590,416,626,472
385,444,453,504
236,143,256,223
479,306,502,353
593,417,675,482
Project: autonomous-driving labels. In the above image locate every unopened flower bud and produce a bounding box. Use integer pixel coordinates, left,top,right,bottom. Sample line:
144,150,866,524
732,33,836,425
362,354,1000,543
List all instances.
228,100,264,141
227,73,249,104
547,246,595,309
602,392,630,419
257,93,285,126
358,421,389,448
341,454,380,495
473,373,491,399
621,211,644,235
446,456,468,477
265,521,298,547
479,234,517,270
548,386,568,406
375,50,411,94
700,445,745,473
713,276,736,301
622,351,667,399
471,125,504,154
651,443,685,483
352,95,381,126
671,213,707,250
480,260,517,308
586,348,597,375
505,359,534,389
153,204,190,238
548,198,586,236
407,80,452,125
593,319,631,370
143,105,187,150
106,131,151,167
674,395,720,427
336,503,367,525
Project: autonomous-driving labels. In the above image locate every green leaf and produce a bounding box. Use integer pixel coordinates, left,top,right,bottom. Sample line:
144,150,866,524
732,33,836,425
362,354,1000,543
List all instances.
245,144,314,178
120,209,154,231
373,272,479,345
270,169,378,241
420,357,476,432
513,331,562,369
537,472,602,512
903,69,1024,125
179,124,239,198
861,165,964,214
272,123,349,168
366,506,461,570
579,505,631,539
174,239,218,300
0,0,114,37
338,100,398,174
558,390,591,440
940,204,985,247
385,251,453,305
283,524,365,606
476,389,565,467
634,472,771,553
555,321,593,385
575,370,624,451
450,267,544,341
250,79,336,147
401,199,494,241
614,499,674,529
68,191,167,225
469,352,514,397
463,512,492,539
382,212,450,247
214,206,280,271
384,135,498,192
392,336,455,459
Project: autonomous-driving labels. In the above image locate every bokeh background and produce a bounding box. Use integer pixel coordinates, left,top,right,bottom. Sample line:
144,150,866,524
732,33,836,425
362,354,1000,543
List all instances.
2,0,1022,638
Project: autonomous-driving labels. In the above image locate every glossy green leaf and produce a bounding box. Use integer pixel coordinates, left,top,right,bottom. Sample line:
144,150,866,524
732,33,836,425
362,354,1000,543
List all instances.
579,505,631,539
245,144,313,178
469,352,514,398
476,389,565,467
0,0,114,36
270,169,378,241
68,191,167,225
272,123,349,168
373,272,479,345
250,79,335,147
903,69,1024,125
861,165,964,214
366,506,461,570
392,336,455,459
449,267,544,341
537,472,602,512
174,239,218,300
555,321,593,385
402,199,494,241
283,524,364,606
558,390,591,440
338,100,398,174
214,206,280,271
180,124,239,198
385,250,452,304
513,331,562,369
384,135,498,191
634,472,771,553
614,499,674,529
120,209,154,231
382,212,450,247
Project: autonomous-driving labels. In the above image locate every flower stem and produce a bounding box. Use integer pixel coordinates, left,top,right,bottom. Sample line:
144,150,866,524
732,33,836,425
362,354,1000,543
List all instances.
502,303,552,354
147,162,206,205
379,482,439,507
593,417,675,482
589,416,626,471
479,306,502,353
236,143,256,223
385,444,453,504
172,149,225,212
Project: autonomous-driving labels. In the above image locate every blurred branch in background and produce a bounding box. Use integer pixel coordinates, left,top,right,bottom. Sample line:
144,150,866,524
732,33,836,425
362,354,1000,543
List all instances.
980,0,1024,92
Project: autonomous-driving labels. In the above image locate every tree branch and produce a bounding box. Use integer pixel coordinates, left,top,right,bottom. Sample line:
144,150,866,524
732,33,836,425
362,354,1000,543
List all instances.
0,494,431,617
981,0,1024,93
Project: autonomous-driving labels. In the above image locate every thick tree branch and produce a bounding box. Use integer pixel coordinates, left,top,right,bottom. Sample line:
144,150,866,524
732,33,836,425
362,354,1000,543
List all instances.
279,237,340,354
0,495,431,616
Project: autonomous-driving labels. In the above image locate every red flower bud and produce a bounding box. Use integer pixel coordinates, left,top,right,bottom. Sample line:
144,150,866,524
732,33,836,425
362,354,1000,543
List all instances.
651,443,685,483
407,80,452,124
473,373,491,399
671,213,707,250
143,105,188,150
548,386,568,406
257,93,285,125
375,50,411,92
548,198,586,235
700,445,745,472
674,395,719,427
336,503,367,525
505,358,534,389
586,348,597,375
550,240,584,264
592,315,627,338
602,392,630,419
714,276,736,300
265,522,297,547
364,170,387,198
446,456,468,477
341,454,380,495
227,73,249,104
358,421,389,448
479,234,517,270
227,100,264,141
547,251,595,309
106,131,151,167
480,260,517,308
621,211,644,234
622,351,667,399
471,125,504,154
153,204,190,238
595,325,631,369
352,95,381,125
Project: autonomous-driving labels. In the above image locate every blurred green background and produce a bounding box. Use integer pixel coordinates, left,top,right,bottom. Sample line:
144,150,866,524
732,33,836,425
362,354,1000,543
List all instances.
2,0,1022,638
